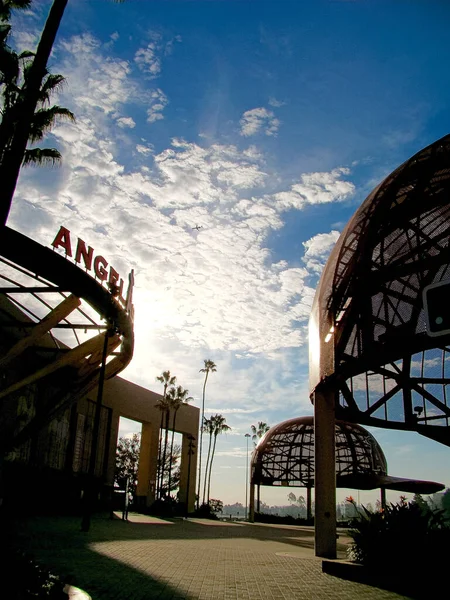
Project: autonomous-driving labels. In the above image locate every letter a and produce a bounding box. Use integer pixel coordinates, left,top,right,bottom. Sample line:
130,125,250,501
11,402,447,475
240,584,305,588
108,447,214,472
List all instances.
52,226,72,257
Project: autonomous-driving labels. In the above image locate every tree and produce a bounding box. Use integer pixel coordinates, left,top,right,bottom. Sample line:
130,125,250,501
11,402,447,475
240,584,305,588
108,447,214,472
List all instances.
115,433,141,501
197,359,216,508
158,443,181,498
166,385,192,493
1,57,75,167
201,416,214,505
0,0,125,226
156,370,176,499
206,413,230,504
250,421,270,447
209,498,223,514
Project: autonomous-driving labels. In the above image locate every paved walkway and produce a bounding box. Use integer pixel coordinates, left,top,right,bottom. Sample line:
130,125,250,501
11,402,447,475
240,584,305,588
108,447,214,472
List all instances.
11,513,411,600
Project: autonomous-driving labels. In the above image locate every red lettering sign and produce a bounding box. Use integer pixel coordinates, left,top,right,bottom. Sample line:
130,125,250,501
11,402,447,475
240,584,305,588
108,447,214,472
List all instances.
51,226,126,304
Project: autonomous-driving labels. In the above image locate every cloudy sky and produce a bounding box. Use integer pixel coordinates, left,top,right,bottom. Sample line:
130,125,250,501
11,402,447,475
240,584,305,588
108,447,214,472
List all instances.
7,0,450,506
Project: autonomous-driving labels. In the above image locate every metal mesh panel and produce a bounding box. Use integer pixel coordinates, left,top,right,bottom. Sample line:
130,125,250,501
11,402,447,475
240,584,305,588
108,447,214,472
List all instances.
310,134,450,443
251,417,387,487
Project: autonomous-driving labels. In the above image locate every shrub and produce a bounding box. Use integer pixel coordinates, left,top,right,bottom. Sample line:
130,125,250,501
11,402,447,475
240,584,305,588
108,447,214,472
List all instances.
4,551,66,598
347,496,450,575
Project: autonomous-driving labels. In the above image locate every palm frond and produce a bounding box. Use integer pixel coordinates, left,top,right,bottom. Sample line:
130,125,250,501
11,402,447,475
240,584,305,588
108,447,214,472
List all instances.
22,147,61,166
38,73,66,104
28,105,75,142
0,1,32,22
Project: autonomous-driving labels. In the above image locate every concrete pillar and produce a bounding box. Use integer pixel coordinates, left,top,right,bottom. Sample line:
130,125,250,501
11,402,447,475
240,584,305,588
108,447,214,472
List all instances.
249,480,255,522
306,486,312,521
105,410,120,486
179,433,197,513
136,421,158,506
314,383,336,558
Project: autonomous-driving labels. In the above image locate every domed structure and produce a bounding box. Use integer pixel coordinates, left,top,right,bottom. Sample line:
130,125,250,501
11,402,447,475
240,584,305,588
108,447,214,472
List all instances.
250,416,444,521
308,134,450,557
309,134,450,445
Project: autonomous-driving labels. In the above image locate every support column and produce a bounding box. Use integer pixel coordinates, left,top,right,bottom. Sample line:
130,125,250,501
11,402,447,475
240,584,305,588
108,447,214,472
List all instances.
249,480,255,522
314,382,336,558
179,433,197,513
306,486,312,521
136,422,158,507
105,410,120,487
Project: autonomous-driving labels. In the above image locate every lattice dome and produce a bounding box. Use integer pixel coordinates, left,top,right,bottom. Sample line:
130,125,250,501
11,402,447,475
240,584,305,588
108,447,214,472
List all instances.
309,134,450,445
251,416,443,493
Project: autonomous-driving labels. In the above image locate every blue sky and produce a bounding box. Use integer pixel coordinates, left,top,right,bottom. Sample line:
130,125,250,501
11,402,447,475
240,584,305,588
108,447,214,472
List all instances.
7,0,450,506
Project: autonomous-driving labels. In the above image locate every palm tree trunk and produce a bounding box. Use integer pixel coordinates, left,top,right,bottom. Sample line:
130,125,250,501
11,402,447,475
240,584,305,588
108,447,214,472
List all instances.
0,0,68,226
206,433,218,504
202,429,213,505
196,371,209,508
167,408,178,495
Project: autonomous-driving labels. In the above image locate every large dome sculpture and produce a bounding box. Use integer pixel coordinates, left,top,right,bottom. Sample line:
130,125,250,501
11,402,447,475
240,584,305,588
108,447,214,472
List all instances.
309,134,450,446
250,417,443,519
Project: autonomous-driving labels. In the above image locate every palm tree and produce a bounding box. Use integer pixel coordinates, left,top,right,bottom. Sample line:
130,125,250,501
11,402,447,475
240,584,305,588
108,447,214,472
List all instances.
251,421,270,447
166,385,193,494
197,359,217,509
156,370,176,499
201,416,214,505
1,59,75,167
206,414,230,504
0,1,32,21
0,0,125,226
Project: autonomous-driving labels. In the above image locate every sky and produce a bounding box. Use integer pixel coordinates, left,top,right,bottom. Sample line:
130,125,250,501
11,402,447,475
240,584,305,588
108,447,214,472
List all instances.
6,0,450,507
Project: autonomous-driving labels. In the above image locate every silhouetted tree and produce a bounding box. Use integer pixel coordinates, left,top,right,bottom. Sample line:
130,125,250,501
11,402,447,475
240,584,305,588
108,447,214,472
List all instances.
197,359,216,508
206,413,230,504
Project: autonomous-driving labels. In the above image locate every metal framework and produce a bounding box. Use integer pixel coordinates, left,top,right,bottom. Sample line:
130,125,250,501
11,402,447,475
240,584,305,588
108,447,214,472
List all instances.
0,226,134,456
309,134,450,446
251,416,442,494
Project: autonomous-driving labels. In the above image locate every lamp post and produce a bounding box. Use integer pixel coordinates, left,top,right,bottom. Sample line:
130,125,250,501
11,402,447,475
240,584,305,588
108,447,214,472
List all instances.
245,433,251,520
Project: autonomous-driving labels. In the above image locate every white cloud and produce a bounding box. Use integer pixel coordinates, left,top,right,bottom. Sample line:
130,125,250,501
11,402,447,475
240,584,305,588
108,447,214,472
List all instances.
136,144,153,155
273,168,354,210
268,97,286,108
302,230,341,274
147,88,168,123
239,107,280,137
134,42,161,77
59,34,134,117
116,116,136,129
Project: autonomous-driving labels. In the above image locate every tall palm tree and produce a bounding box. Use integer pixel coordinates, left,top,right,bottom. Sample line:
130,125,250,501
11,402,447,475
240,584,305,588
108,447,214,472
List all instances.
251,421,270,447
206,413,230,504
1,59,75,167
156,370,176,499
201,416,214,505
0,0,125,226
166,385,193,494
197,359,216,509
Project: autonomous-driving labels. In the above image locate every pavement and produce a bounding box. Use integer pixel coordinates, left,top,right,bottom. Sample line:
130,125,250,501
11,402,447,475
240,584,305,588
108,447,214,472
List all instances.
10,512,412,600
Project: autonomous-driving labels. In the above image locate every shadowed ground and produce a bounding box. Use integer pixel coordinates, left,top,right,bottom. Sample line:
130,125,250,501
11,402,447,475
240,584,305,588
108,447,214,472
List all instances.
8,512,412,600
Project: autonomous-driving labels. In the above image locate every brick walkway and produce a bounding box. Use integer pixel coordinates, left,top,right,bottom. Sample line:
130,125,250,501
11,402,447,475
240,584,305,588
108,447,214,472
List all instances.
12,513,410,600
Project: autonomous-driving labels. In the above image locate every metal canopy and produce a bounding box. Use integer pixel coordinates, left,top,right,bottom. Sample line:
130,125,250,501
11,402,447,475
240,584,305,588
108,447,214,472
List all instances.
0,227,134,453
251,416,443,494
309,134,450,445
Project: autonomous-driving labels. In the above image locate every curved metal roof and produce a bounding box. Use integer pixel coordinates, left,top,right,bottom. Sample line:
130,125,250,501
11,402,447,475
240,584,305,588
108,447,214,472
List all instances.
309,135,450,444
0,226,134,452
251,416,444,494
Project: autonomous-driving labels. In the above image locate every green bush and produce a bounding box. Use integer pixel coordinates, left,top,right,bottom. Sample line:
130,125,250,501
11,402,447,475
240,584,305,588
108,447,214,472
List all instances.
347,496,450,575
4,551,66,598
